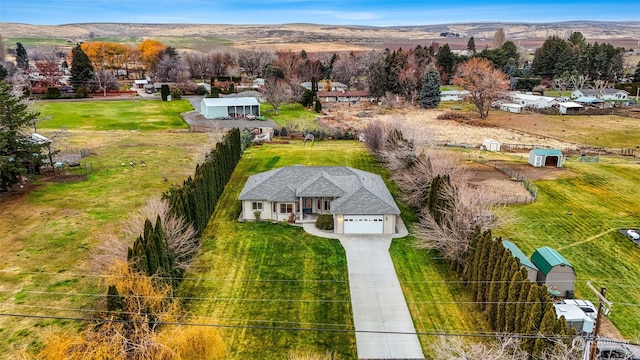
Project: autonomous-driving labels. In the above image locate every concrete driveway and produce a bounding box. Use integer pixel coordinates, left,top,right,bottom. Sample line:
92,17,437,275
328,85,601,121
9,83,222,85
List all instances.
303,222,425,359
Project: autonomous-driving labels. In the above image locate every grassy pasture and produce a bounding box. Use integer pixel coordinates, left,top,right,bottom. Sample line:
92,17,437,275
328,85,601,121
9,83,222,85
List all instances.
37,99,191,131
260,103,320,130
0,100,210,353
494,162,640,339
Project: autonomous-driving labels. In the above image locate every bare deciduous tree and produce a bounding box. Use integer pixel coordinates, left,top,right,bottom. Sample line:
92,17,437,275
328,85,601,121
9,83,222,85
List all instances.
91,70,119,96
453,57,509,119
432,336,528,360
237,47,274,78
263,77,291,115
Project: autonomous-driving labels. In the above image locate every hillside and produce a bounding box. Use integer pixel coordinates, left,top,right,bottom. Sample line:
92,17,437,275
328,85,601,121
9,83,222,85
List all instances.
2,21,639,52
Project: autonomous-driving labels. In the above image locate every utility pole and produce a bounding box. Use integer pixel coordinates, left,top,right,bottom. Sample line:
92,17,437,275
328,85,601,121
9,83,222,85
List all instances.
587,282,613,360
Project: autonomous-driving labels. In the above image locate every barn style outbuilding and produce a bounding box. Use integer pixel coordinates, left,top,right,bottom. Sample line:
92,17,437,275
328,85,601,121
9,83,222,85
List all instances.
531,246,576,297
529,149,563,168
502,240,539,282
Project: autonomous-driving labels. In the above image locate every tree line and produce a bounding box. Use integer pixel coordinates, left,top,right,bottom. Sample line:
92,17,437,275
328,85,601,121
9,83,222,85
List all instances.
363,124,583,358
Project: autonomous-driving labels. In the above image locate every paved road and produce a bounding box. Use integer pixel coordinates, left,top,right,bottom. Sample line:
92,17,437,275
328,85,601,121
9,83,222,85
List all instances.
303,223,425,359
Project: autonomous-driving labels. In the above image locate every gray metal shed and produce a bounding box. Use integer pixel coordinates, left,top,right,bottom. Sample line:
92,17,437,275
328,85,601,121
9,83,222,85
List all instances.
531,246,575,296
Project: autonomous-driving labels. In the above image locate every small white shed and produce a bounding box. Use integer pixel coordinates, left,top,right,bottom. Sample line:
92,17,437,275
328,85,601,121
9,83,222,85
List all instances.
529,149,563,168
500,103,524,113
558,102,583,115
482,139,501,152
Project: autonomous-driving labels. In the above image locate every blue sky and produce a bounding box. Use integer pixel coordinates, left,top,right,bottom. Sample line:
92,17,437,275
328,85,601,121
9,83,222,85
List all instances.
1,0,638,26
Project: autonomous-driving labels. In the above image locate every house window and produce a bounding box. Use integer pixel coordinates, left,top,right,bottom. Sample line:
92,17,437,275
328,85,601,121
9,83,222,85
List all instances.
252,202,263,211
324,200,331,211
280,203,293,214
317,199,321,209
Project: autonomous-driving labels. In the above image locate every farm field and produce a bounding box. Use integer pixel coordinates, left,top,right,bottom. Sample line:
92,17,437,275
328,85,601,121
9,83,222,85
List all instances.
494,162,640,339
0,100,212,354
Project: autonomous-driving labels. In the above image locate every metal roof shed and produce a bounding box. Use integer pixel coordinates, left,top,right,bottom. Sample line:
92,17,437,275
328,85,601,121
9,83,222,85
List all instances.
531,246,575,296
200,97,260,119
502,240,539,282
528,149,563,168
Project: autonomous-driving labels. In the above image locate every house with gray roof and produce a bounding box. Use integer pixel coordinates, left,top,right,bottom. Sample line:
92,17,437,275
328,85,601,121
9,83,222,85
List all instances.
238,166,401,234
571,88,629,101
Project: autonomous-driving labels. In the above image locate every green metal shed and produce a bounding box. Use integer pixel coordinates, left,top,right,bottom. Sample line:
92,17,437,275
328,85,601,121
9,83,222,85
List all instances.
502,240,539,282
528,149,563,168
530,246,575,296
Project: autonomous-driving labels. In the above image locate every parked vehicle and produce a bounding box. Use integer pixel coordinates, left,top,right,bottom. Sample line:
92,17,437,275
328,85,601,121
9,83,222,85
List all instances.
246,114,256,120
627,229,640,240
561,299,597,320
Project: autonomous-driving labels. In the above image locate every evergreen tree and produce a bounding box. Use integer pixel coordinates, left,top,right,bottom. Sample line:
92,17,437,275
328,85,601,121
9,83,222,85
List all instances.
436,44,455,83
532,304,558,357
466,37,476,54
634,61,640,83
0,82,43,191
161,84,170,101
106,284,124,312
314,99,322,113
487,248,510,326
367,51,387,98
70,44,94,91
16,42,29,71
496,260,518,331
419,65,441,109
0,64,7,81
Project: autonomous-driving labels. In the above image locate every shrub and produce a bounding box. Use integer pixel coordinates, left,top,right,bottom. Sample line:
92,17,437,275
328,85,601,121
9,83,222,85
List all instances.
75,86,89,98
253,211,261,221
279,127,288,137
45,87,61,99
315,214,334,231
437,111,468,121
195,85,208,96
170,87,182,100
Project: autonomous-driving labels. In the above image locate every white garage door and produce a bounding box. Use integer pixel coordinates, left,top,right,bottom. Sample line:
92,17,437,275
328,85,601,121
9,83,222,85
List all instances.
344,215,384,234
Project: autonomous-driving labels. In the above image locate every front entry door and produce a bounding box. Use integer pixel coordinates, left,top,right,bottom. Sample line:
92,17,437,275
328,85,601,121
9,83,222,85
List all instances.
303,198,313,214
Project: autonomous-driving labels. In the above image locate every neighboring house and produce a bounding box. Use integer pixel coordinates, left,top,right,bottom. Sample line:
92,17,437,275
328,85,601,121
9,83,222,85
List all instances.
502,240,539,282
200,97,261,119
440,90,469,101
301,81,348,92
238,166,401,234
510,93,558,109
134,79,148,89
499,103,524,113
529,149,563,168
531,246,576,296
558,102,583,115
571,88,629,101
223,90,266,103
482,139,501,152
317,90,369,103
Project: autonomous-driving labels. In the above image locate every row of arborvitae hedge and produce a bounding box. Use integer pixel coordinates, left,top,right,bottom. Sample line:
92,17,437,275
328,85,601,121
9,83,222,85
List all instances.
461,228,577,357
116,127,241,295
162,128,242,236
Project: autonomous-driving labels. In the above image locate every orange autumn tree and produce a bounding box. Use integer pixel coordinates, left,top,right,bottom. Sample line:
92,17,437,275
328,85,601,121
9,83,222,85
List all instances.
453,57,508,119
81,41,132,72
137,39,167,73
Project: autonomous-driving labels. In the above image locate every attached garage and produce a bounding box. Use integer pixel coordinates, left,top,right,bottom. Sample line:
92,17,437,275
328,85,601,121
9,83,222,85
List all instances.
343,215,384,234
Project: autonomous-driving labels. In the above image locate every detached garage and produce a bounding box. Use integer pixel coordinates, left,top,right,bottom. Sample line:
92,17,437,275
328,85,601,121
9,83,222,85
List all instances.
200,97,260,119
531,246,576,297
529,149,563,168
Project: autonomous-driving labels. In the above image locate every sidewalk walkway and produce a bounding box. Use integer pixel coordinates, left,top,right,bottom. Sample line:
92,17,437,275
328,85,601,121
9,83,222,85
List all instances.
302,221,425,359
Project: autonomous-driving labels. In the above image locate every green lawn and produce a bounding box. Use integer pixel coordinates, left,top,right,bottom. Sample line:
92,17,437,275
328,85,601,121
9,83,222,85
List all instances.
494,162,640,339
181,140,490,358
37,99,192,131
261,103,319,130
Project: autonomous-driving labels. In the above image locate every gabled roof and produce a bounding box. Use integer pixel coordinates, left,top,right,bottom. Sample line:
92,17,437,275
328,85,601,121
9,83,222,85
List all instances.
574,96,604,104
576,88,628,96
531,246,573,275
238,166,400,215
502,240,539,271
530,149,563,156
201,97,260,107
558,102,583,108
511,93,556,102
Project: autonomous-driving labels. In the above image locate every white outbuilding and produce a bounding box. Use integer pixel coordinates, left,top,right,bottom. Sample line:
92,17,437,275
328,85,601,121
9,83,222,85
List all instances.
200,97,261,119
482,139,501,152
528,149,563,168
